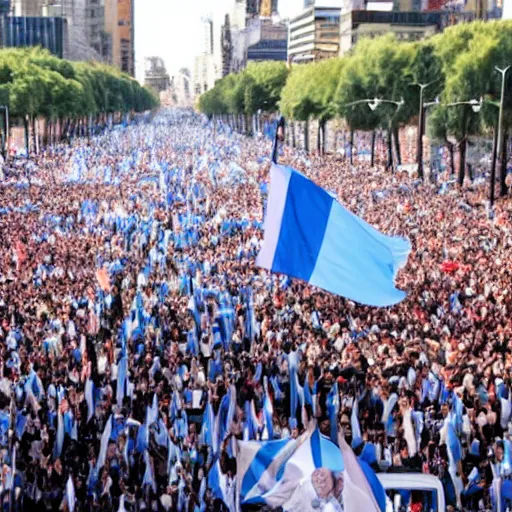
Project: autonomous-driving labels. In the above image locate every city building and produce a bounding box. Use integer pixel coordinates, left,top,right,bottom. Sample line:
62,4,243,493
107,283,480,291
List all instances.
117,0,134,75
13,0,41,15
172,67,192,107
247,17,287,61
103,0,118,66
1,15,65,56
144,56,170,94
193,53,216,95
193,15,219,96
11,0,108,62
339,10,469,54
228,0,287,70
85,0,105,57
288,5,341,63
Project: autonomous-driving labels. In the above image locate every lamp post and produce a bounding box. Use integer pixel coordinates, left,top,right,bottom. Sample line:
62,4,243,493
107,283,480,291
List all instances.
368,98,404,172
446,98,483,112
496,66,510,198
416,82,436,181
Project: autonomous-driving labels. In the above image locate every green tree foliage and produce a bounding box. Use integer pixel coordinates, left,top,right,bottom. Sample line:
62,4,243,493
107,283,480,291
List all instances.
245,61,288,113
428,21,512,186
0,47,158,125
199,61,288,116
281,59,342,122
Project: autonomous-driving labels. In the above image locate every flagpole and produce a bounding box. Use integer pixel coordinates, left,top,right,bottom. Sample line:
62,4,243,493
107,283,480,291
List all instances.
271,116,285,164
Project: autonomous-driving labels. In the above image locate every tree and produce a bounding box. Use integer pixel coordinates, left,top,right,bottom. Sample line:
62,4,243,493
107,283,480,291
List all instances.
280,63,317,151
431,22,507,186
245,61,288,113
407,40,444,179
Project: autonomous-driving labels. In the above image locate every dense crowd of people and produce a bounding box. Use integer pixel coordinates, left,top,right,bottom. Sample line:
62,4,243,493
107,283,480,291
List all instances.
0,109,511,512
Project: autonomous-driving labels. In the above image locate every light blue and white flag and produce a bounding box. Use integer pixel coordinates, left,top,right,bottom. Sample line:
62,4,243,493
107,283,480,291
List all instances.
208,459,236,512
66,475,76,512
97,415,112,471
237,424,344,508
143,450,157,492
257,164,411,307
338,434,385,512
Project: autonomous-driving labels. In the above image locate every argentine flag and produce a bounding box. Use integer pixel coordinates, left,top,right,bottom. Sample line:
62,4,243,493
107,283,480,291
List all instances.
237,424,344,509
257,164,411,307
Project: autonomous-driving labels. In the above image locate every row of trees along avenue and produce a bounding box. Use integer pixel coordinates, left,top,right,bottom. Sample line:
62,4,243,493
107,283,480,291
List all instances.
0,47,158,152
198,20,512,198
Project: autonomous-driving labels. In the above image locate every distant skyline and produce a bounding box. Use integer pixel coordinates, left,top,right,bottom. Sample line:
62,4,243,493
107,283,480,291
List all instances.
134,0,303,81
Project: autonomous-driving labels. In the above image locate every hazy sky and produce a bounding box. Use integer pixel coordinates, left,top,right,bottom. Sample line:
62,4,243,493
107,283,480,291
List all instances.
134,0,301,80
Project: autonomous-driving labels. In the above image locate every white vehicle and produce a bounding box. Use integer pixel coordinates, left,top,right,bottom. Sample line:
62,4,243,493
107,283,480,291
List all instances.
377,472,445,512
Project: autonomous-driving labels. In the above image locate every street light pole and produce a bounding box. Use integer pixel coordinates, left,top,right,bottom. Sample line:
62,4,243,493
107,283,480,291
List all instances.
368,98,404,172
416,82,435,181
496,66,510,199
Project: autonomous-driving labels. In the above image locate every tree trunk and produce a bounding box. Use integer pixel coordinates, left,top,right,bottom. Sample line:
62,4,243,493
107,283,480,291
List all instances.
304,119,309,153
386,126,393,172
43,119,49,146
393,125,401,166
500,126,509,197
321,120,327,155
468,163,474,181
458,137,467,187
24,117,30,157
370,130,376,167
31,117,37,154
317,121,322,154
291,122,296,148
349,128,354,165
448,142,455,177
490,126,498,206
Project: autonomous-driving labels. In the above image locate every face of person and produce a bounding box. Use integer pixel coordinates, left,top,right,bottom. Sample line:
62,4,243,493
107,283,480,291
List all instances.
311,468,335,500
320,419,330,436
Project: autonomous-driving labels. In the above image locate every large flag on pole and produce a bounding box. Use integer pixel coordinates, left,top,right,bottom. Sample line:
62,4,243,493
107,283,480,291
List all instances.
256,164,411,307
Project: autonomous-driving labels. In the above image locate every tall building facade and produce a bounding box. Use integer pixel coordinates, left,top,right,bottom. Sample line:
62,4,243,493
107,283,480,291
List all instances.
247,18,287,61
2,15,65,56
193,16,218,95
103,0,118,66
13,0,41,15
144,56,170,93
288,5,341,63
117,0,134,75
12,0,109,62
